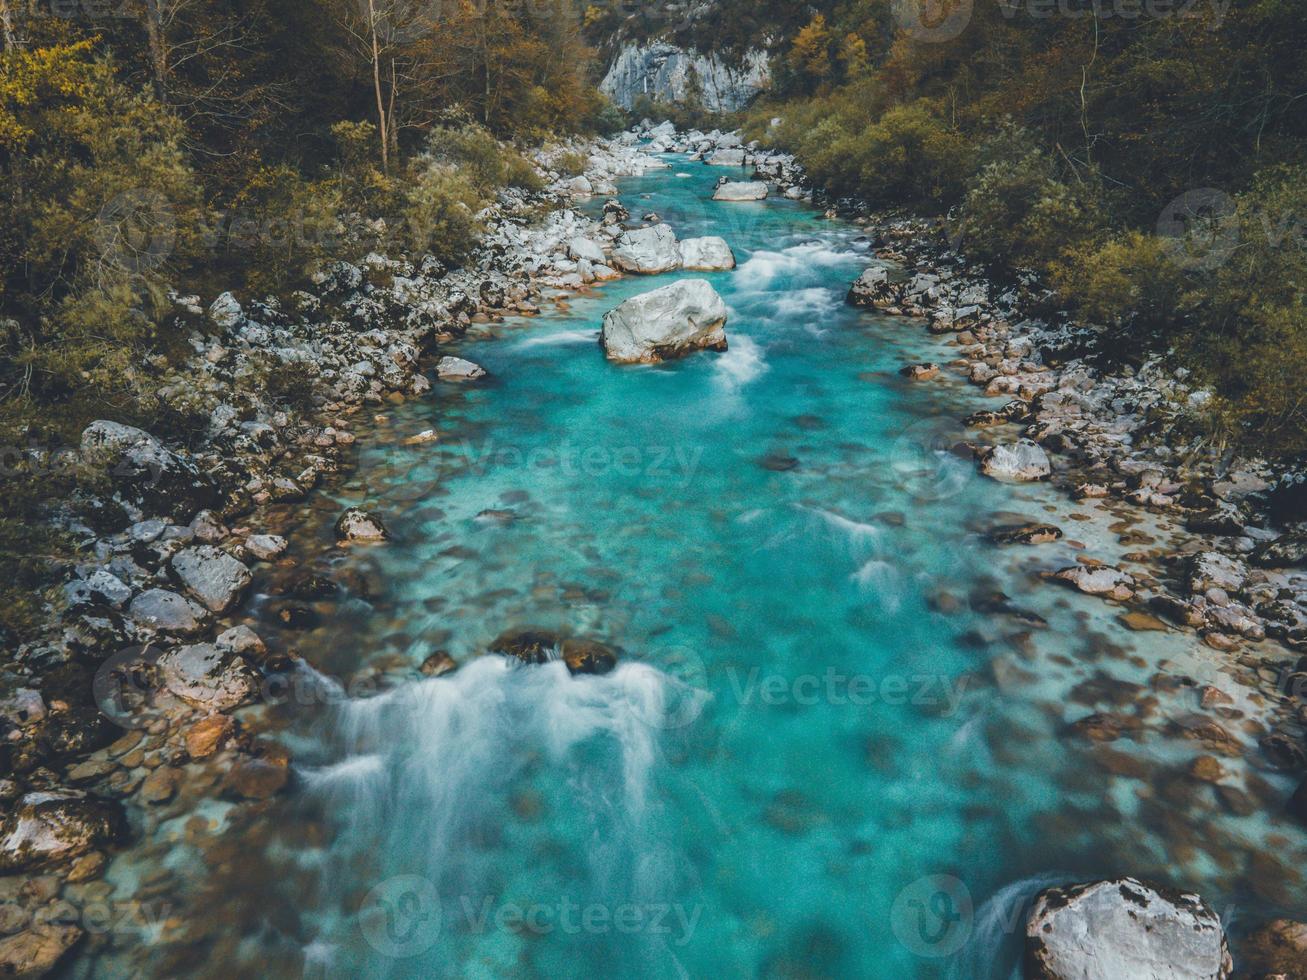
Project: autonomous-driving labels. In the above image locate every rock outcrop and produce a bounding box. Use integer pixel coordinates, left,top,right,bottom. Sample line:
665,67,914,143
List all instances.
599,42,769,112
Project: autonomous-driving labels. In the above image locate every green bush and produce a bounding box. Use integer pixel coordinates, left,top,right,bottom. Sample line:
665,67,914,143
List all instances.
955,134,1099,272
423,124,544,197
1050,231,1186,332
400,165,486,261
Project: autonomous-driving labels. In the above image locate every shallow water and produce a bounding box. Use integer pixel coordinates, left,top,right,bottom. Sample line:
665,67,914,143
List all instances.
89,159,1306,978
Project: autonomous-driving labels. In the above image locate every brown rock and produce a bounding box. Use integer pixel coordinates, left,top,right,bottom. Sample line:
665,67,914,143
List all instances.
222,758,288,800
1199,685,1234,709
1242,919,1307,978
1188,756,1225,783
140,767,180,804
185,715,233,760
65,851,106,883
0,925,82,978
1120,612,1169,632
419,652,457,677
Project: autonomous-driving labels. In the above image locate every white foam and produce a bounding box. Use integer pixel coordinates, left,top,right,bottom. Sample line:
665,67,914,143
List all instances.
517,328,598,348
712,332,767,390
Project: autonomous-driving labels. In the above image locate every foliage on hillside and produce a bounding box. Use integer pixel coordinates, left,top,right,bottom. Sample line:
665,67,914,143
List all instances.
739,0,1307,456
0,1,608,631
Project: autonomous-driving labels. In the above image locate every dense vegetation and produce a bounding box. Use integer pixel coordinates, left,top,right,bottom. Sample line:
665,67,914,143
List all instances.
724,0,1306,457
0,0,614,633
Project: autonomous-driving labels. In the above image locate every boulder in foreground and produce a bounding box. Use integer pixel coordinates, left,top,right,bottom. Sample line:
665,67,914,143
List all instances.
1025,878,1231,980
600,279,728,364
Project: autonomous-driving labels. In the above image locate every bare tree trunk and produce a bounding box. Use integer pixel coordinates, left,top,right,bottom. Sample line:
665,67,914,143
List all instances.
141,0,169,100
0,0,16,52
367,0,390,173
387,57,399,162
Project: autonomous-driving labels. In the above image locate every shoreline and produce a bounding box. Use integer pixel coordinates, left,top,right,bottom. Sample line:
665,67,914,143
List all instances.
1,121,1305,974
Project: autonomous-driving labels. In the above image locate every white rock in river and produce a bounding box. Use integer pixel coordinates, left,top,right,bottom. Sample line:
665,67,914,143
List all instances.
600,279,728,364
156,643,260,711
610,224,681,274
1025,878,1231,980
435,356,486,380
712,181,768,202
979,439,1051,481
679,236,736,271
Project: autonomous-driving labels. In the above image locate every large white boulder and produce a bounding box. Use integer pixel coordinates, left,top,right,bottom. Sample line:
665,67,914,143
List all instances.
979,439,1051,481
611,225,681,274
600,279,728,364
1025,878,1231,980
679,237,736,271
712,181,768,202
435,356,486,380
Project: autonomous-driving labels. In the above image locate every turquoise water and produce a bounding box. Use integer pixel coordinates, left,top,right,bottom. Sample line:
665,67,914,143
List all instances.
95,160,1305,978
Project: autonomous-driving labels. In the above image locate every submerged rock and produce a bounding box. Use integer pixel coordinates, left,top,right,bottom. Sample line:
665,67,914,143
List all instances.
610,224,681,274
0,924,84,977
1241,918,1307,977
678,236,736,271
600,279,728,364
335,508,389,542
712,180,768,202
987,523,1063,545
1025,878,1231,979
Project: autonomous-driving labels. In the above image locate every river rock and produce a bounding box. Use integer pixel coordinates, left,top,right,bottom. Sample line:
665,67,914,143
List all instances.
847,265,898,308
568,237,606,264
435,356,486,380
335,508,388,542
128,589,209,636
1025,878,1231,979
988,523,1063,545
1047,564,1136,601
712,180,768,202
169,545,252,614
611,225,681,274
185,714,234,759
678,236,736,271
1252,531,1307,569
79,421,217,522
488,629,617,676
1241,919,1307,976
0,791,125,872
244,534,287,561
1188,552,1247,595
0,924,83,978
600,279,728,364
156,643,259,711
979,440,1052,482
707,148,746,166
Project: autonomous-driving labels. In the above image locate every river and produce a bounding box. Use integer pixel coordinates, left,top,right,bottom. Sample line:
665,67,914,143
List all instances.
81,156,1303,979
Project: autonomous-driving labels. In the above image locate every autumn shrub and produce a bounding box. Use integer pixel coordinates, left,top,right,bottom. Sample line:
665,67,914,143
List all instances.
400,164,486,262
1050,232,1186,333
424,124,544,197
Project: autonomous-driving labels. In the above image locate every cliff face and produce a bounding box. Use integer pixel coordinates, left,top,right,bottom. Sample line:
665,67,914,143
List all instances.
598,41,770,112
